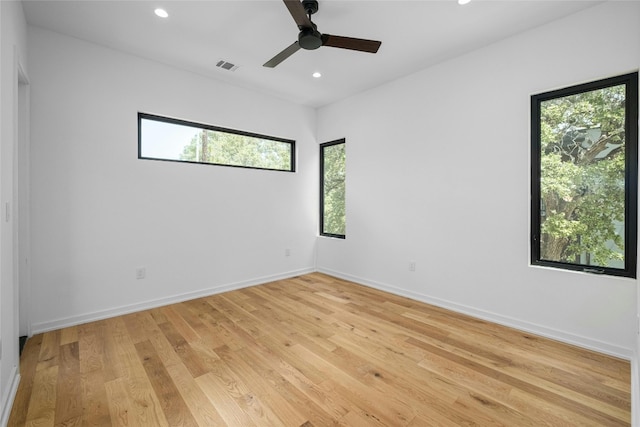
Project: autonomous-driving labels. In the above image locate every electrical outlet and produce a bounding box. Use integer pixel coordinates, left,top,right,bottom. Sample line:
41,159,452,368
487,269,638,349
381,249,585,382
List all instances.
285,248,291,257
409,261,416,272
136,267,146,280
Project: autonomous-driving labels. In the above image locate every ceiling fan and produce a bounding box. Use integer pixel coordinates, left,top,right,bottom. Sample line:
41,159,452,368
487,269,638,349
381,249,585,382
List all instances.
263,0,382,68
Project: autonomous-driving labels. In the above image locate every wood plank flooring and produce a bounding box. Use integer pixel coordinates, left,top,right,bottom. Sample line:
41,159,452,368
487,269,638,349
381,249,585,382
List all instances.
8,273,631,426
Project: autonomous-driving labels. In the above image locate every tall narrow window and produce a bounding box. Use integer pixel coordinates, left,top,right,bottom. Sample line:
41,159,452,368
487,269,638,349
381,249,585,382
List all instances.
320,139,346,238
138,113,295,172
531,72,638,277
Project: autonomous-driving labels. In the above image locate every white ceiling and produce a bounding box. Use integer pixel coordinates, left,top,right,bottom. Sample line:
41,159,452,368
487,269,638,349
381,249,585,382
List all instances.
22,0,602,108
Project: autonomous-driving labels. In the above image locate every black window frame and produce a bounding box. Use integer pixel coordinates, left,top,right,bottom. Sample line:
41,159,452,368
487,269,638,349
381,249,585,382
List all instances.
320,139,346,239
138,112,296,172
531,72,638,278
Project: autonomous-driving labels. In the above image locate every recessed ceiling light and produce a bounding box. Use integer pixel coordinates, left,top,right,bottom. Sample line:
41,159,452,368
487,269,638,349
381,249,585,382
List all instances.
312,72,322,78
154,8,169,18
458,0,471,4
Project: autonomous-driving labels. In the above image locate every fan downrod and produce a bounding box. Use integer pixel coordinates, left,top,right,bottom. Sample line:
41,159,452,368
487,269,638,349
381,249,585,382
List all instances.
298,0,321,50
301,0,318,16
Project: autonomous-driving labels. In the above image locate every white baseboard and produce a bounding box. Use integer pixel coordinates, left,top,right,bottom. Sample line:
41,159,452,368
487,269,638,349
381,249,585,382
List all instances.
31,268,315,334
1,367,20,427
16,267,640,424
27,265,634,359
317,267,633,360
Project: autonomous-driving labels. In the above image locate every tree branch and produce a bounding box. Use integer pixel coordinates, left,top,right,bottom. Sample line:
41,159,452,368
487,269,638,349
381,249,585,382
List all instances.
576,129,624,165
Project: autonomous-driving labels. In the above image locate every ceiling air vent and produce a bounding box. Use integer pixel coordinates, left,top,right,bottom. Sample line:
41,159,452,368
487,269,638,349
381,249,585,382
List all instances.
216,60,239,72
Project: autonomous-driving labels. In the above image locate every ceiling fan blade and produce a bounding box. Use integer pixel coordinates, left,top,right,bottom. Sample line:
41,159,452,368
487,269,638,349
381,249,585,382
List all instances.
283,0,313,29
321,34,381,53
263,41,302,68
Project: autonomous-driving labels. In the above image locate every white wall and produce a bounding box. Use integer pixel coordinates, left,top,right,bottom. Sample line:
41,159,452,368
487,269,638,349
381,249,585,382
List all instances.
317,1,639,359
0,0,27,424
27,26,318,333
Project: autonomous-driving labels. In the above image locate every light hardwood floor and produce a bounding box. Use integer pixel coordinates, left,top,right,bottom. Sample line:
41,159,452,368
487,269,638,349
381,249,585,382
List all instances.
8,273,631,426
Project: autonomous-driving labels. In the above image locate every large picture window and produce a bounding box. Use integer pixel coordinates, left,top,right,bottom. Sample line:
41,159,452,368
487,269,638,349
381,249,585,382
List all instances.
138,113,295,172
320,139,346,238
531,72,638,277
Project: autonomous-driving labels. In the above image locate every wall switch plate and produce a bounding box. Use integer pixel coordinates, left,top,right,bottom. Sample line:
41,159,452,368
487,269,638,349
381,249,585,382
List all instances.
409,261,416,272
285,248,291,257
136,267,146,280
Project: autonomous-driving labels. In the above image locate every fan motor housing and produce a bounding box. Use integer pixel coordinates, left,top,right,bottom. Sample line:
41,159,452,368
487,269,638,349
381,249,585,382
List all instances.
298,27,323,50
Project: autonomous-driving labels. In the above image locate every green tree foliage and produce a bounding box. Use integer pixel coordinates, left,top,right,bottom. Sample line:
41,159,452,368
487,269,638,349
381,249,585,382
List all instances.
323,143,346,235
539,84,626,266
179,129,292,171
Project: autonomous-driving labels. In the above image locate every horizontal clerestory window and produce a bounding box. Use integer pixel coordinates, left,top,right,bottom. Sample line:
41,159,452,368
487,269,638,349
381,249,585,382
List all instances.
138,113,295,172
